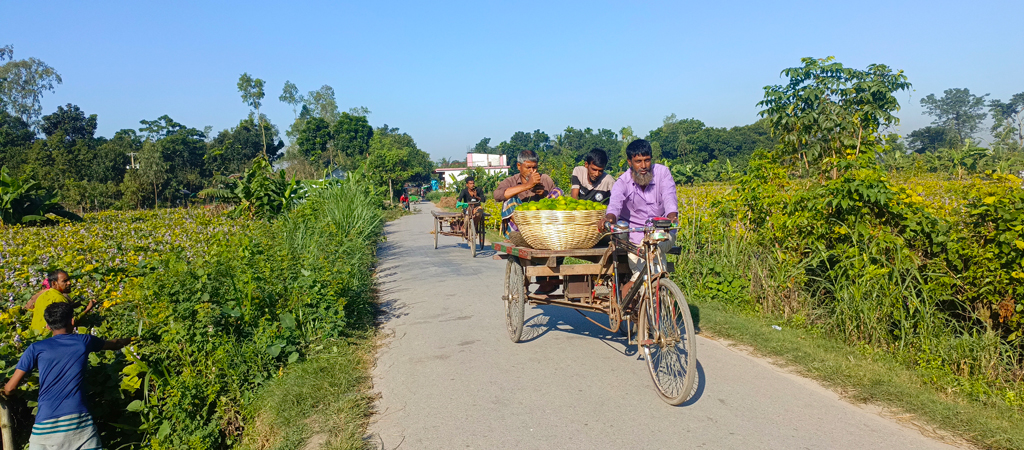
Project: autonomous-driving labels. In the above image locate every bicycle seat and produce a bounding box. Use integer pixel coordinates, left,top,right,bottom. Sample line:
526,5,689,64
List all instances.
668,246,681,255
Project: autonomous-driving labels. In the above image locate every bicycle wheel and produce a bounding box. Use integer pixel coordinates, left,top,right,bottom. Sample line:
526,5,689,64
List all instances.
468,217,477,257
478,217,486,250
504,256,526,342
433,217,439,249
642,278,697,405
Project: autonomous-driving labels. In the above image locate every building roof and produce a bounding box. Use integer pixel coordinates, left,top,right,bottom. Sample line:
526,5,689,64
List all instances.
434,166,509,172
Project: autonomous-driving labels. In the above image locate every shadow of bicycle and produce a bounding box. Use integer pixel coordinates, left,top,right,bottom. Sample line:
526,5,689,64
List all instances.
516,302,706,406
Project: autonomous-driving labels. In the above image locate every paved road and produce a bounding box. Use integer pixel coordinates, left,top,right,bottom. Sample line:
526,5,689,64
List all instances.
368,205,959,450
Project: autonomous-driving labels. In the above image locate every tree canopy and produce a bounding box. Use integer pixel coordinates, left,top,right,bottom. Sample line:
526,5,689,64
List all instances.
0,46,62,126
758,56,911,172
920,88,989,145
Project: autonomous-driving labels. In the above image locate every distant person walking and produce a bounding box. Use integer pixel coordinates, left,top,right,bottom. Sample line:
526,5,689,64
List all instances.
4,302,130,449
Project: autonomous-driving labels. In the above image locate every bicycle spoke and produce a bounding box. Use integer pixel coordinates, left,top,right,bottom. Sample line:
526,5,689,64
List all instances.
642,278,697,405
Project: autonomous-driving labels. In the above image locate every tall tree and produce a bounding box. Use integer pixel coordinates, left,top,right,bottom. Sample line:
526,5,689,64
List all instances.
472,137,492,153
0,110,34,170
364,127,430,200
330,112,373,169
138,140,166,207
758,57,911,174
0,47,62,126
920,88,989,145
495,130,550,173
645,117,705,161
138,115,207,201
30,104,102,188
347,106,371,117
237,73,268,156
207,115,285,174
279,80,302,119
139,115,188,140
41,103,98,142
989,92,1024,149
906,126,954,154
89,129,135,184
295,117,332,165
305,85,339,122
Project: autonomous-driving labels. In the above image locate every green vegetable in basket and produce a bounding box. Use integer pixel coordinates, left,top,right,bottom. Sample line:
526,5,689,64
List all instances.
518,198,606,211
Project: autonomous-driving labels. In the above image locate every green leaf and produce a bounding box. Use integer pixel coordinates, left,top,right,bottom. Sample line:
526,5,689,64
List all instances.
127,400,144,412
288,352,299,363
279,312,296,329
267,344,282,358
157,421,171,438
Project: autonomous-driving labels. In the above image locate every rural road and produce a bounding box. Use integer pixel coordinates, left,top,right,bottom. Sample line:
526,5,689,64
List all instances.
368,205,960,450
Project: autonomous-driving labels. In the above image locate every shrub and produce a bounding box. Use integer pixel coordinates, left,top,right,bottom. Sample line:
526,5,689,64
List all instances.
0,175,385,447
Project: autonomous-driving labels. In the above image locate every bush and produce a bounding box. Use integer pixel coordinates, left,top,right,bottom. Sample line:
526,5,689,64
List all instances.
676,151,1024,413
426,190,450,203
0,175,385,448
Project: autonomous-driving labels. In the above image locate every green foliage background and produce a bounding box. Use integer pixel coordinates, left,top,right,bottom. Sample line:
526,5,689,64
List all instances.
0,175,385,448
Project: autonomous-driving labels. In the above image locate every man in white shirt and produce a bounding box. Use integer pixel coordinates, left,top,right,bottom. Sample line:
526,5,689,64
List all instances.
570,148,615,205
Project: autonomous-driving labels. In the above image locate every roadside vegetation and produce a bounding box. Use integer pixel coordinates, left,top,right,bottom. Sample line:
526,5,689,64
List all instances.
668,58,1024,449
0,173,386,448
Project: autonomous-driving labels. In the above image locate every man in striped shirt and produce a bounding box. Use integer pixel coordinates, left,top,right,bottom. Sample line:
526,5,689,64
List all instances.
4,302,130,449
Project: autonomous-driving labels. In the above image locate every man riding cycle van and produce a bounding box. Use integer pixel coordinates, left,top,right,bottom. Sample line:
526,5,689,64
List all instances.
600,139,679,295
457,176,486,230
570,148,616,205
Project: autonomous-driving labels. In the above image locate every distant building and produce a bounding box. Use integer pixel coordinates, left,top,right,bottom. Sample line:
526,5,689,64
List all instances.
434,152,509,188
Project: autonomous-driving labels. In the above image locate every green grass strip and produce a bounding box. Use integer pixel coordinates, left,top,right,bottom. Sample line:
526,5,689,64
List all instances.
239,338,374,450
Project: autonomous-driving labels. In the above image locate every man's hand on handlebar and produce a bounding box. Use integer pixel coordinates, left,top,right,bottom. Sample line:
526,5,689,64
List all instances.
599,214,617,233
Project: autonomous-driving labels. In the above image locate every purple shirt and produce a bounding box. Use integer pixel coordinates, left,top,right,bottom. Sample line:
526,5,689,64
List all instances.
606,163,678,244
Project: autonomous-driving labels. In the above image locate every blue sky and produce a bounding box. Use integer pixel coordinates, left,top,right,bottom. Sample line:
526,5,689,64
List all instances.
2,0,1022,160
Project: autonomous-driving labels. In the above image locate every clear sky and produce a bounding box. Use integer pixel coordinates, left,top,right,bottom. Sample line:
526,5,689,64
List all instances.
2,0,1022,160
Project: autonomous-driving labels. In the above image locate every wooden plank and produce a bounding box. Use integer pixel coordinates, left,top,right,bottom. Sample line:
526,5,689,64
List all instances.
492,241,614,261
526,264,604,277
431,211,460,218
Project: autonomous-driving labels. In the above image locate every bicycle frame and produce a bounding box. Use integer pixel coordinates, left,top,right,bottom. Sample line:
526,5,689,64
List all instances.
608,223,678,346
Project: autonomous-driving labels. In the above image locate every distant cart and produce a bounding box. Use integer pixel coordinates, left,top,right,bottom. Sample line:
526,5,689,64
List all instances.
493,219,698,405
432,200,488,257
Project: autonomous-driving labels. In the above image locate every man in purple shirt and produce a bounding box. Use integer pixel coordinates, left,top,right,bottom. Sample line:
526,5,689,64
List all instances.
602,139,679,293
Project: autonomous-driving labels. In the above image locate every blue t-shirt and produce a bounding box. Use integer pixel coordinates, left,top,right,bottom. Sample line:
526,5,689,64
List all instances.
16,333,105,423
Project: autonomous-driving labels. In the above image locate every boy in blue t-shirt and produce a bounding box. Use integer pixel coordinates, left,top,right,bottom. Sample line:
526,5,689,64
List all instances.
3,302,130,449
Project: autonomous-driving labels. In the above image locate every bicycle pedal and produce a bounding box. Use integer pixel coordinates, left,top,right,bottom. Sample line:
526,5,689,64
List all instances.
640,339,654,346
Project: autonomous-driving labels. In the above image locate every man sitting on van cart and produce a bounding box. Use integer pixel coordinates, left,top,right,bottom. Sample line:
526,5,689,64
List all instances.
600,139,679,296
494,149,562,294
570,148,615,205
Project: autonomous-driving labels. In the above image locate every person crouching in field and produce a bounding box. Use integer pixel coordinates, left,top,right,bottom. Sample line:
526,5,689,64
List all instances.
4,302,130,449
27,270,97,334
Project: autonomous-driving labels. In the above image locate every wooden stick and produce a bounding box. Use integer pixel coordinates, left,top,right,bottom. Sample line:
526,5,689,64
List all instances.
0,398,14,450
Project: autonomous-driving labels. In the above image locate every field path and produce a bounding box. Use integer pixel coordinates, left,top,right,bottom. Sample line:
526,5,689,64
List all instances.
368,204,960,450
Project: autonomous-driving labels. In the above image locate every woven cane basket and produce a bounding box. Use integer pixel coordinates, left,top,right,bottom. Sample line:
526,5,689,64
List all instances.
514,209,606,250
506,230,531,248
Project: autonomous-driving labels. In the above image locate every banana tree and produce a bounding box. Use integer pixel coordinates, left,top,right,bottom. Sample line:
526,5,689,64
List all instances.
0,166,82,226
